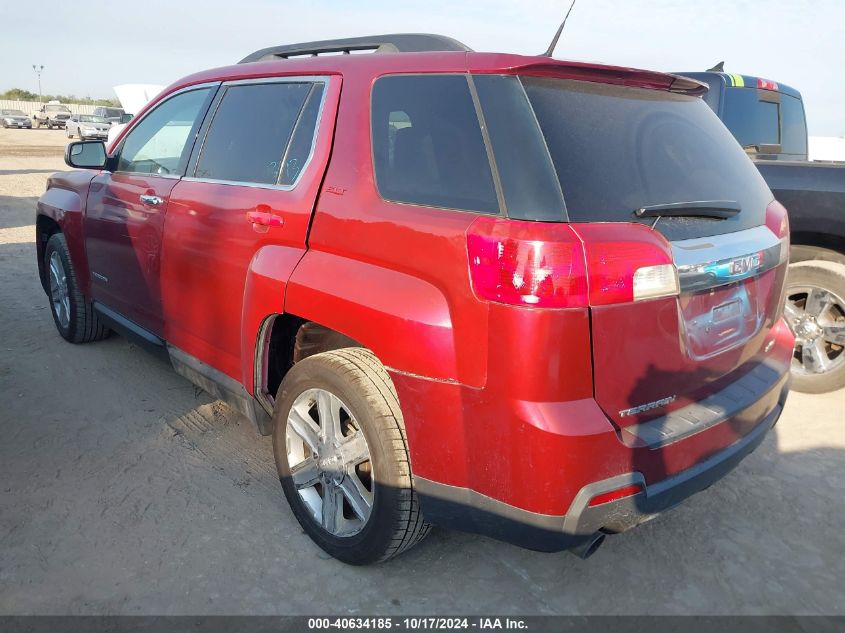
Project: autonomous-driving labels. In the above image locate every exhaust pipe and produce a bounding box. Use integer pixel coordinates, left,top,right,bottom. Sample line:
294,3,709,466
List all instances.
569,533,606,559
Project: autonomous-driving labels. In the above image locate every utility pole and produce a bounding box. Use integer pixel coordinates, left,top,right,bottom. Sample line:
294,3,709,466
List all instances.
32,65,44,104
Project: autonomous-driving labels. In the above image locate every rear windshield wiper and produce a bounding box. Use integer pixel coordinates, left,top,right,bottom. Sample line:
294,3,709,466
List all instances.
634,200,741,220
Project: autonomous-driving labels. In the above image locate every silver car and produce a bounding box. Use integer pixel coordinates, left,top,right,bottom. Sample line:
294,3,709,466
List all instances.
66,114,110,141
1,109,32,129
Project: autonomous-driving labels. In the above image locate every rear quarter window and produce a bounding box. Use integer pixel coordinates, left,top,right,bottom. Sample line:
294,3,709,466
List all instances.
371,74,499,215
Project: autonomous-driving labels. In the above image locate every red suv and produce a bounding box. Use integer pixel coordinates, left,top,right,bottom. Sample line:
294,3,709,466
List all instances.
36,34,794,564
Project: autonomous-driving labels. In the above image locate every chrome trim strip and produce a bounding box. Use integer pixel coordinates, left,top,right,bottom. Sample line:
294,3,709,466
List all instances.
182,176,298,191
672,225,784,292
221,74,330,87
184,75,330,191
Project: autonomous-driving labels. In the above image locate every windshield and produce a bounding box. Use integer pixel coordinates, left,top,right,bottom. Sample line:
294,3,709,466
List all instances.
103,108,124,117
80,115,108,123
521,77,773,241
1,109,26,116
46,105,71,112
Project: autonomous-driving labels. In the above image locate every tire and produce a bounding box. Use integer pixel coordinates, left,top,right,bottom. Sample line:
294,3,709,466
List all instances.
272,348,430,564
791,244,845,267
784,260,845,393
66,127,73,139
44,233,110,343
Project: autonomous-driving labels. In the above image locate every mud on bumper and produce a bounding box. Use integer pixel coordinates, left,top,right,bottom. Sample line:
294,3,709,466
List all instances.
415,377,789,553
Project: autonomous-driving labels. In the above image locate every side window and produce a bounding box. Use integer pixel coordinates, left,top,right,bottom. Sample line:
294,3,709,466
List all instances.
195,81,322,186
116,88,211,176
371,75,499,214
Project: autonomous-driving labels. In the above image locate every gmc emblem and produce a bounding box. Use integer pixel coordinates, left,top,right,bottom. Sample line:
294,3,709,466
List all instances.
728,253,761,276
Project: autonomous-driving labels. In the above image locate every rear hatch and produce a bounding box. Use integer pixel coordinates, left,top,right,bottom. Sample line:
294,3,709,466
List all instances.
523,76,789,427
470,73,789,429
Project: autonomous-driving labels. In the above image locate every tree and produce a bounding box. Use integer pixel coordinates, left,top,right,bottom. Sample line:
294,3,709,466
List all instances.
0,87,120,107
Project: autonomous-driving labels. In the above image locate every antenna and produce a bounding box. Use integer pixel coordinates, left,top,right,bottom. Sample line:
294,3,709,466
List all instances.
541,0,577,57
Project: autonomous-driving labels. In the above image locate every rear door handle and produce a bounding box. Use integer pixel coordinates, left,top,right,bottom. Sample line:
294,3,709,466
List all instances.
246,206,284,228
140,194,164,206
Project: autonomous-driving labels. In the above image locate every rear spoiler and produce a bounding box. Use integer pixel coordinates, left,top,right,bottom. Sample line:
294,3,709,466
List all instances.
493,62,709,96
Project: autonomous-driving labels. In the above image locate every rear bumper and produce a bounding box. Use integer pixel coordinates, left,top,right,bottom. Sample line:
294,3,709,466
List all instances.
412,367,790,553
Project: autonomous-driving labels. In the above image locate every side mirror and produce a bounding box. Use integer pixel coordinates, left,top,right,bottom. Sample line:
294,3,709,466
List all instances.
119,113,133,124
65,141,107,170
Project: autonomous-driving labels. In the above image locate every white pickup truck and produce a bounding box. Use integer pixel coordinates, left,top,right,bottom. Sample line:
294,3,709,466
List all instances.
33,101,72,129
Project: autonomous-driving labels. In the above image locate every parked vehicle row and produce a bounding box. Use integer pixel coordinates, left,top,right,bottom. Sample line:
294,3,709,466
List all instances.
38,34,794,565
1,102,126,133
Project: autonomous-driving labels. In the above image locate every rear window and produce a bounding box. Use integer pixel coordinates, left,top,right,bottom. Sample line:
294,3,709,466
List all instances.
371,75,499,214
522,77,773,240
722,87,779,146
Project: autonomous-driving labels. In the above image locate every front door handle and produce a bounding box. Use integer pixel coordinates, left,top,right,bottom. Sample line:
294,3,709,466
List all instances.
246,205,284,228
140,194,164,206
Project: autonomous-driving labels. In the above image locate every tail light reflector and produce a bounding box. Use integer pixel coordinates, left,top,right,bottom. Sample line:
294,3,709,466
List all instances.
587,483,644,507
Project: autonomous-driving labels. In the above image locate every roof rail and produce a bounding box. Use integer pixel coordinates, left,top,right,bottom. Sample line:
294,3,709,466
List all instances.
239,33,472,64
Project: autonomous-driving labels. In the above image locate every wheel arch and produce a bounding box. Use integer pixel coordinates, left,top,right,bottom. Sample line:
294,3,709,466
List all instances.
253,314,366,419
35,214,62,294
284,251,459,380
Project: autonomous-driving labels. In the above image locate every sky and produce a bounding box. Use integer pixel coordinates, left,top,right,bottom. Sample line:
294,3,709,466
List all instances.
1,0,843,136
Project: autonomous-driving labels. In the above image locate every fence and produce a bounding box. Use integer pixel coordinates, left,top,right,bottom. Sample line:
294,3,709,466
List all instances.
0,99,97,117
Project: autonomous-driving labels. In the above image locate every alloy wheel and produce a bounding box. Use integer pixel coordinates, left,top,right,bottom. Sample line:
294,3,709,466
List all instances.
48,251,70,329
286,388,374,537
784,285,845,375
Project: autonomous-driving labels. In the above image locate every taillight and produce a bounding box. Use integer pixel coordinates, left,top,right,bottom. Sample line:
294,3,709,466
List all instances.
765,200,790,265
572,223,678,305
466,219,679,308
765,200,789,239
466,217,588,308
757,78,779,91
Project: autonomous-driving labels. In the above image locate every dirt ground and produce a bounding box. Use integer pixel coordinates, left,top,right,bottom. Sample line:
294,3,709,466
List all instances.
0,126,843,616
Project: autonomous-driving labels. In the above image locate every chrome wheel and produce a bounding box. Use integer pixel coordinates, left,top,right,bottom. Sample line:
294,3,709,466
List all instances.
784,285,845,375
286,388,373,537
48,251,71,329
